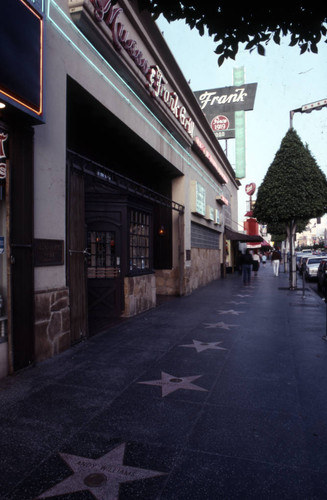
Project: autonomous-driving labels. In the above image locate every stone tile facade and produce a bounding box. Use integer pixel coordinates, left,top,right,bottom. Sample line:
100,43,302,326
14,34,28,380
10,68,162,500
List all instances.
34,288,70,362
187,248,220,294
155,268,180,296
123,274,156,317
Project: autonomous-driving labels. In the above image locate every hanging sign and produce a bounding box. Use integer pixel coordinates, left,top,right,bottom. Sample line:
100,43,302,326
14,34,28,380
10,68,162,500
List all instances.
193,84,257,140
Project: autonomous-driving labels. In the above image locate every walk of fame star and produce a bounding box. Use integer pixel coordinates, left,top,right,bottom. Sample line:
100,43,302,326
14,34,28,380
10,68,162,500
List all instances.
217,309,245,315
138,371,207,397
179,340,227,352
37,443,166,500
204,321,239,330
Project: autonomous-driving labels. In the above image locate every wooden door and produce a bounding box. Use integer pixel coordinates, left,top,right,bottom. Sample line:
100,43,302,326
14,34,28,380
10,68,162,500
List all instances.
87,223,122,334
9,126,34,371
67,169,88,343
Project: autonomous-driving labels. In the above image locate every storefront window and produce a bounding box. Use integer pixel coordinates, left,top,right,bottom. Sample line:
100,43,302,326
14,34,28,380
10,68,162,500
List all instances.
129,210,150,273
87,231,117,278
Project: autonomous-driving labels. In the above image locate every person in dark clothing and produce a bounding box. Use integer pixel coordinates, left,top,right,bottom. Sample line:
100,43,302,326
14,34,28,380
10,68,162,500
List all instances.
241,249,253,285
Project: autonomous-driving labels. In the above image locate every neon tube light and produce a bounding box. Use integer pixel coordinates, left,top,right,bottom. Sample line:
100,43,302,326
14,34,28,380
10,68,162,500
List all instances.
0,0,44,116
47,0,224,194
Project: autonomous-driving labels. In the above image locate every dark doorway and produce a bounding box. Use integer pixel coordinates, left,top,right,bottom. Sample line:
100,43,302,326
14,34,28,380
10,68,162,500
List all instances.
9,125,34,371
86,206,123,334
67,168,88,343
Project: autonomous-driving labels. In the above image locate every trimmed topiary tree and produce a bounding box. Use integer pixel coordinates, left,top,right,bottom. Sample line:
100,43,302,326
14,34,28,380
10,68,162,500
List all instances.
253,128,327,288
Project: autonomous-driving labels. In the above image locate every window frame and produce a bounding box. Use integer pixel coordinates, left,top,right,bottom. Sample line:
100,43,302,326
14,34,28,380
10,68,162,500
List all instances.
128,208,152,276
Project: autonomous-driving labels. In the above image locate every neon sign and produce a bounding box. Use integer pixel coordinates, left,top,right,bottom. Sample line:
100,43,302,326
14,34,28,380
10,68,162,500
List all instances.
0,0,44,118
146,66,194,137
89,0,194,137
193,136,228,184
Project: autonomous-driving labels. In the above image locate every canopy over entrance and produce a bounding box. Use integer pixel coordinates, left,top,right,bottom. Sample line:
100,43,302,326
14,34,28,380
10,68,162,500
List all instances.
225,227,263,243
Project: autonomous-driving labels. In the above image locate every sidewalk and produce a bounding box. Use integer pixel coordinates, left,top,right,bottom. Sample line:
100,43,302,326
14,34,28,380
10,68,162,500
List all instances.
1,263,327,499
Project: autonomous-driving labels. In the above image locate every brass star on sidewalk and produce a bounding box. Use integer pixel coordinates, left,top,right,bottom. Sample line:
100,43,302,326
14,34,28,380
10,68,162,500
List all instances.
179,340,228,352
138,371,208,397
37,443,166,500
217,309,245,315
204,321,239,330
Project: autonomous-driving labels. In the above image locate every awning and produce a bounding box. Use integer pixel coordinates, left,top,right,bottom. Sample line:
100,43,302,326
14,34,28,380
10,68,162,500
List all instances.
247,239,271,247
225,227,264,242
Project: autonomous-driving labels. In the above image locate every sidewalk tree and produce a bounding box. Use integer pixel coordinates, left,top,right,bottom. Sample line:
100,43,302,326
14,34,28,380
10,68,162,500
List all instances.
267,219,308,243
139,1,327,65
253,128,327,288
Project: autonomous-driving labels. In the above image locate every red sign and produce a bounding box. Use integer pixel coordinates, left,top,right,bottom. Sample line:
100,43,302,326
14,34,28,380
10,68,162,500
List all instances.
245,183,256,196
211,115,229,132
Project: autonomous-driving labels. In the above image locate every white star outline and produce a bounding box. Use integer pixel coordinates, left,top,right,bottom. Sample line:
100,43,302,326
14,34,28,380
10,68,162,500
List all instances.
179,339,228,352
227,300,247,305
138,371,208,397
37,443,166,500
204,321,239,330
217,309,245,315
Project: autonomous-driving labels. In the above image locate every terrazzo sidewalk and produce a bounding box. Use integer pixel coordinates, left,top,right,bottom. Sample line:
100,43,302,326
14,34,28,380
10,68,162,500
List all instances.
1,263,327,499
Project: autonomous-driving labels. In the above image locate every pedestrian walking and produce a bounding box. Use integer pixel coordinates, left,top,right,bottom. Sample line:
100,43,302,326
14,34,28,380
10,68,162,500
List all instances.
241,249,253,285
271,247,282,276
252,250,260,276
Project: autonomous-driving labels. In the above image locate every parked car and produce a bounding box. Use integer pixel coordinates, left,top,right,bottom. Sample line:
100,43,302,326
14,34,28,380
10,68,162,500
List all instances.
296,253,310,272
304,256,325,281
299,255,311,275
317,260,327,294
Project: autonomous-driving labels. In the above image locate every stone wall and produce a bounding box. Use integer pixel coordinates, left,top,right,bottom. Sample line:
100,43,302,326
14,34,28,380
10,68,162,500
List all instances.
155,268,180,296
123,274,156,317
34,288,70,362
186,248,220,295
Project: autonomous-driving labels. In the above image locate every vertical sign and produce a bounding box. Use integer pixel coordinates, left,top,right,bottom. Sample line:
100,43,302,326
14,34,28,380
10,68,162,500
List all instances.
0,131,8,180
234,67,246,179
0,131,8,200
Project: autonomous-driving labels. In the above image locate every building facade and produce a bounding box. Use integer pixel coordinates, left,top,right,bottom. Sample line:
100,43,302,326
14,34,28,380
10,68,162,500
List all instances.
0,0,239,377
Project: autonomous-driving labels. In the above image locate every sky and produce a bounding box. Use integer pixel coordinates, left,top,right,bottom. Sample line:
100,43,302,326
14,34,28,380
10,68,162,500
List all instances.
156,17,327,233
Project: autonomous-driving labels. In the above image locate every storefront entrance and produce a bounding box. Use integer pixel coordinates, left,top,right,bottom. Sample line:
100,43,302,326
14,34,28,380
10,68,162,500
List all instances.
67,164,124,339
67,150,182,341
86,223,122,334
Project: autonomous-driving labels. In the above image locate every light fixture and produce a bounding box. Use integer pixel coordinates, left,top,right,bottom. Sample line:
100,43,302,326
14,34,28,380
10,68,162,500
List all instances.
0,103,6,109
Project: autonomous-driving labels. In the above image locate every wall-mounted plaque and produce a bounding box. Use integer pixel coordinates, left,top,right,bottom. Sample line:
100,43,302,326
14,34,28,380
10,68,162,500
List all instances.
34,239,64,267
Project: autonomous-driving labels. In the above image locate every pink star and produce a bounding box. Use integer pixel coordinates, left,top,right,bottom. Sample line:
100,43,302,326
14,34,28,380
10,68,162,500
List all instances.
138,371,208,397
37,443,166,500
